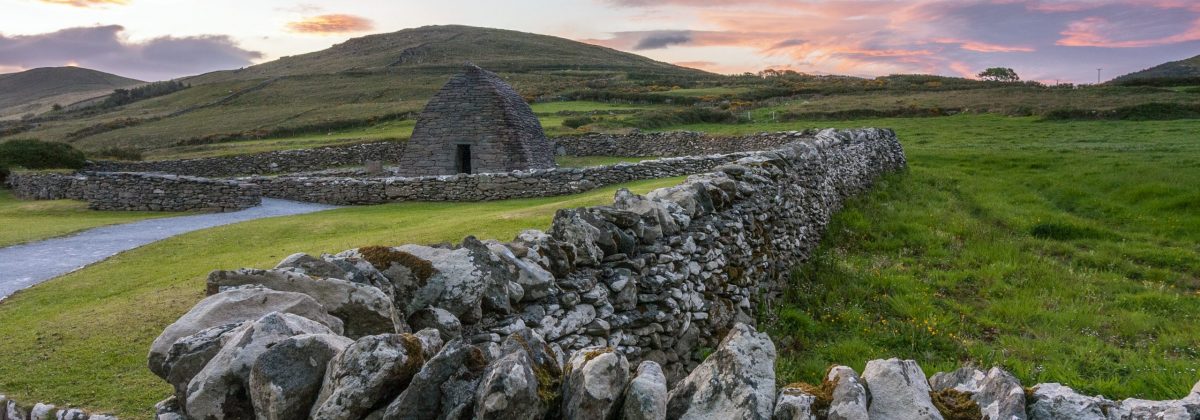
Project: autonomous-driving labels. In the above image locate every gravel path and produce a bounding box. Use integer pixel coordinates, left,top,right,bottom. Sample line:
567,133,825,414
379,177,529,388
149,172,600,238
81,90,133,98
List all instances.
0,199,337,300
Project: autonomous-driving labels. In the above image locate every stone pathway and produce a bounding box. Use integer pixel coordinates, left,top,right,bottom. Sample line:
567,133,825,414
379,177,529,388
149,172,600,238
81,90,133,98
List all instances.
0,198,337,300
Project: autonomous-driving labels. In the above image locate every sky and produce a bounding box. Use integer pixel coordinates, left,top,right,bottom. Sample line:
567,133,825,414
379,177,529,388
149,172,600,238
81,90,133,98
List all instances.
1,0,1197,83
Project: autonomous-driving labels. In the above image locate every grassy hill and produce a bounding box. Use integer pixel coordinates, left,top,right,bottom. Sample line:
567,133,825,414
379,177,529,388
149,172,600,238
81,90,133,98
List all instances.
0,67,143,120
1113,54,1200,84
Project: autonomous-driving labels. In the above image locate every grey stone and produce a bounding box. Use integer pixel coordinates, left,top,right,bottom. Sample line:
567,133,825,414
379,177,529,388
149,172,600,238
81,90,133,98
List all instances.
185,312,335,420
825,365,869,420
162,321,249,407
248,333,353,420
930,367,1026,420
473,328,562,420
560,346,629,419
1027,383,1114,420
274,252,347,279
206,269,398,338
407,307,462,341
148,288,342,379
394,244,487,323
773,386,817,420
622,361,668,420
540,303,595,341
310,332,443,420
861,359,942,420
28,404,52,420
381,339,490,420
666,323,776,420
154,395,185,420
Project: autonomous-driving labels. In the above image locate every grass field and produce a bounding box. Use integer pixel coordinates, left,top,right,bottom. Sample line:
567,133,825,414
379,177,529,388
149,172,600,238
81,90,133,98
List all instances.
664,115,1200,400
0,190,173,247
0,176,684,419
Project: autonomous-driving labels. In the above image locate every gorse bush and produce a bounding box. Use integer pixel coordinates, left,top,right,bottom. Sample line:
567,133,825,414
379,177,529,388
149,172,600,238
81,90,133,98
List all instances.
625,107,746,129
91,146,144,162
0,139,88,170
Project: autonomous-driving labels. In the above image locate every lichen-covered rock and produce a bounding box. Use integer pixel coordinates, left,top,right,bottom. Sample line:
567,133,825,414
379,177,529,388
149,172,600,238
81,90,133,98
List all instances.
539,303,595,341
473,328,562,420
155,396,185,420
861,358,942,420
825,365,869,420
489,242,556,301
56,407,92,420
162,321,249,407
1027,383,1114,420
381,338,490,420
930,367,1026,420
393,244,490,323
666,323,776,420
549,208,607,267
248,333,353,420
622,361,668,420
275,252,347,279
185,312,335,420
148,288,342,379
407,307,462,341
560,346,629,419
5,397,30,420
310,330,443,420
773,386,817,420
1107,397,1200,419
206,269,399,338
28,403,53,420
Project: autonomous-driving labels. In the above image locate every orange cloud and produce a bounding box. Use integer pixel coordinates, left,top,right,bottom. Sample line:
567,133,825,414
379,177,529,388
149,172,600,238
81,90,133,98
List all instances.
286,14,374,34
933,38,1035,53
1057,16,1200,47
38,0,126,7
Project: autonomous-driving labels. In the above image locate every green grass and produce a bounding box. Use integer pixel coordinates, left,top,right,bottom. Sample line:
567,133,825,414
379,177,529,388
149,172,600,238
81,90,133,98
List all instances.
529,100,652,113
555,156,657,167
0,176,684,419
680,115,1200,401
0,190,173,247
652,86,751,97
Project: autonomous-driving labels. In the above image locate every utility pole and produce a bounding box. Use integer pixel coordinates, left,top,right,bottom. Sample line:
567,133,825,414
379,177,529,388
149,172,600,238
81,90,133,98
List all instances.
1096,68,1103,84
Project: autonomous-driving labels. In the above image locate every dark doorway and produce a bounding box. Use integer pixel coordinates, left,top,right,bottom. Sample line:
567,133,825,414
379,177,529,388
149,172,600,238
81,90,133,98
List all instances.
456,144,472,174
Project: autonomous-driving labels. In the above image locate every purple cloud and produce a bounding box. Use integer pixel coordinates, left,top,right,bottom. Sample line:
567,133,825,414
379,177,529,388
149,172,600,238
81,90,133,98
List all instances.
0,25,262,81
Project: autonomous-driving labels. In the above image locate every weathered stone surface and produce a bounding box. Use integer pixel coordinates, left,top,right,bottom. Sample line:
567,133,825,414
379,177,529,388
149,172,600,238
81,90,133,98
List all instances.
28,404,53,420
381,338,490,420
275,252,347,279
622,361,668,420
185,312,335,420
930,367,1026,420
407,307,462,341
206,269,398,338
539,303,595,341
861,358,942,420
1027,383,1115,420
393,244,490,323
773,386,817,420
825,365,870,420
248,333,353,420
7,171,259,212
310,331,443,420
162,321,249,406
148,288,342,380
666,323,777,420
1107,397,1200,419
560,346,629,419
155,396,185,420
473,328,562,420
5,397,30,420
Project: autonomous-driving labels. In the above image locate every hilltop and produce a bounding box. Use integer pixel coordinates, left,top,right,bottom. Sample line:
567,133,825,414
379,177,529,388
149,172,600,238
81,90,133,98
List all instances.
1113,54,1200,84
0,67,143,120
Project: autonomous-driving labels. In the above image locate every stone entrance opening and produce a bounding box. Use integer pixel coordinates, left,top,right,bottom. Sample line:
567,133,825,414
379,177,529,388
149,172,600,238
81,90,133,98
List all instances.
456,144,472,174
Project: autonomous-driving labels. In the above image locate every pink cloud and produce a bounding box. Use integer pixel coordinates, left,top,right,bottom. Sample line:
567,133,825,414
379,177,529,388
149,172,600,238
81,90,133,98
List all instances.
1058,16,1200,47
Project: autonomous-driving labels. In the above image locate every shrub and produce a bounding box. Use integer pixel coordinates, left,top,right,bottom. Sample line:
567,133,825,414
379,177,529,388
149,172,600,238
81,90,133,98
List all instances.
561,116,594,129
625,107,745,129
91,146,144,161
0,165,9,185
1043,103,1200,121
0,139,88,170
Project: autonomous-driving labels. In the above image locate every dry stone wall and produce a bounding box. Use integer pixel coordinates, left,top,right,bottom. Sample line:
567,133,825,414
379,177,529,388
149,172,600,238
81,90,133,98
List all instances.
552,130,805,157
87,141,407,178
6,171,260,212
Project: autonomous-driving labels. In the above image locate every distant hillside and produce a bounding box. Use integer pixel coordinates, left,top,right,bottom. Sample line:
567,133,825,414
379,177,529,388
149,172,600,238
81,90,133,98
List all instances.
1113,55,1200,84
190,25,705,84
0,67,143,118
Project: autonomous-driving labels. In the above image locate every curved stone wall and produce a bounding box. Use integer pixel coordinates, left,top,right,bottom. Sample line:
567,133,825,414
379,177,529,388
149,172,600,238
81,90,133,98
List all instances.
87,141,408,178
6,171,260,212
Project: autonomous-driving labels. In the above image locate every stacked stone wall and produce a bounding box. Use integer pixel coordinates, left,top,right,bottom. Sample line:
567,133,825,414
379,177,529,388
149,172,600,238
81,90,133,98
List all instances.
87,141,407,178
6,171,260,212
552,130,805,157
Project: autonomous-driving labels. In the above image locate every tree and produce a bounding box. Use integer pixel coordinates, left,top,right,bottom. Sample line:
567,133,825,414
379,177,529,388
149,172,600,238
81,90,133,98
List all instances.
51,103,63,111
978,67,1020,82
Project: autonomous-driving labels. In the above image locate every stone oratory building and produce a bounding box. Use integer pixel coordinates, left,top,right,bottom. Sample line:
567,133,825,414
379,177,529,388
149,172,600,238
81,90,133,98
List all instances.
397,63,556,176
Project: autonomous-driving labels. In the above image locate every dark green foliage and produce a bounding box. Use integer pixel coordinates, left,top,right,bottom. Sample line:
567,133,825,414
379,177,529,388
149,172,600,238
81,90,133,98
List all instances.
1030,222,1106,241
1113,77,1200,87
781,107,961,121
0,139,87,170
51,104,63,111
90,146,144,161
561,116,594,129
97,81,189,109
0,165,9,185
977,67,1020,82
1043,103,1200,121
625,107,745,128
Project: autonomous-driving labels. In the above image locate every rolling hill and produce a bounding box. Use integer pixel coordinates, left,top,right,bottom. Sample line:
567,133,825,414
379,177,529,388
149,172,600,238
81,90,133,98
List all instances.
0,67,143,120
1112,54,1200,83
0,25,708,154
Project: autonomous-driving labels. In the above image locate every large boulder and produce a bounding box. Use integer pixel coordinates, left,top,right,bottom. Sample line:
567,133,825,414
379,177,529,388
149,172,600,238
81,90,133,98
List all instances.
861,359,942,420
148,288,342,378
825,365,869,420
1026,383,1114,420
622,361,668,420
207,269,399,338
381,339,490,420
930,367,1026,420
310,330,444,420
275,252,347,279
560,346,630,419
392,244,490,323
666,323,777,420
1108,397,1200,419
773,386,817,420
162,322,249,407
473,328,563,420
248,333,353,420
185,312,335,420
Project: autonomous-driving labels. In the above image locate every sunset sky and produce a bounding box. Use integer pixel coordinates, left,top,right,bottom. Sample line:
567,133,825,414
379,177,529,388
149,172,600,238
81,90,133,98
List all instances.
1,0,1197,83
